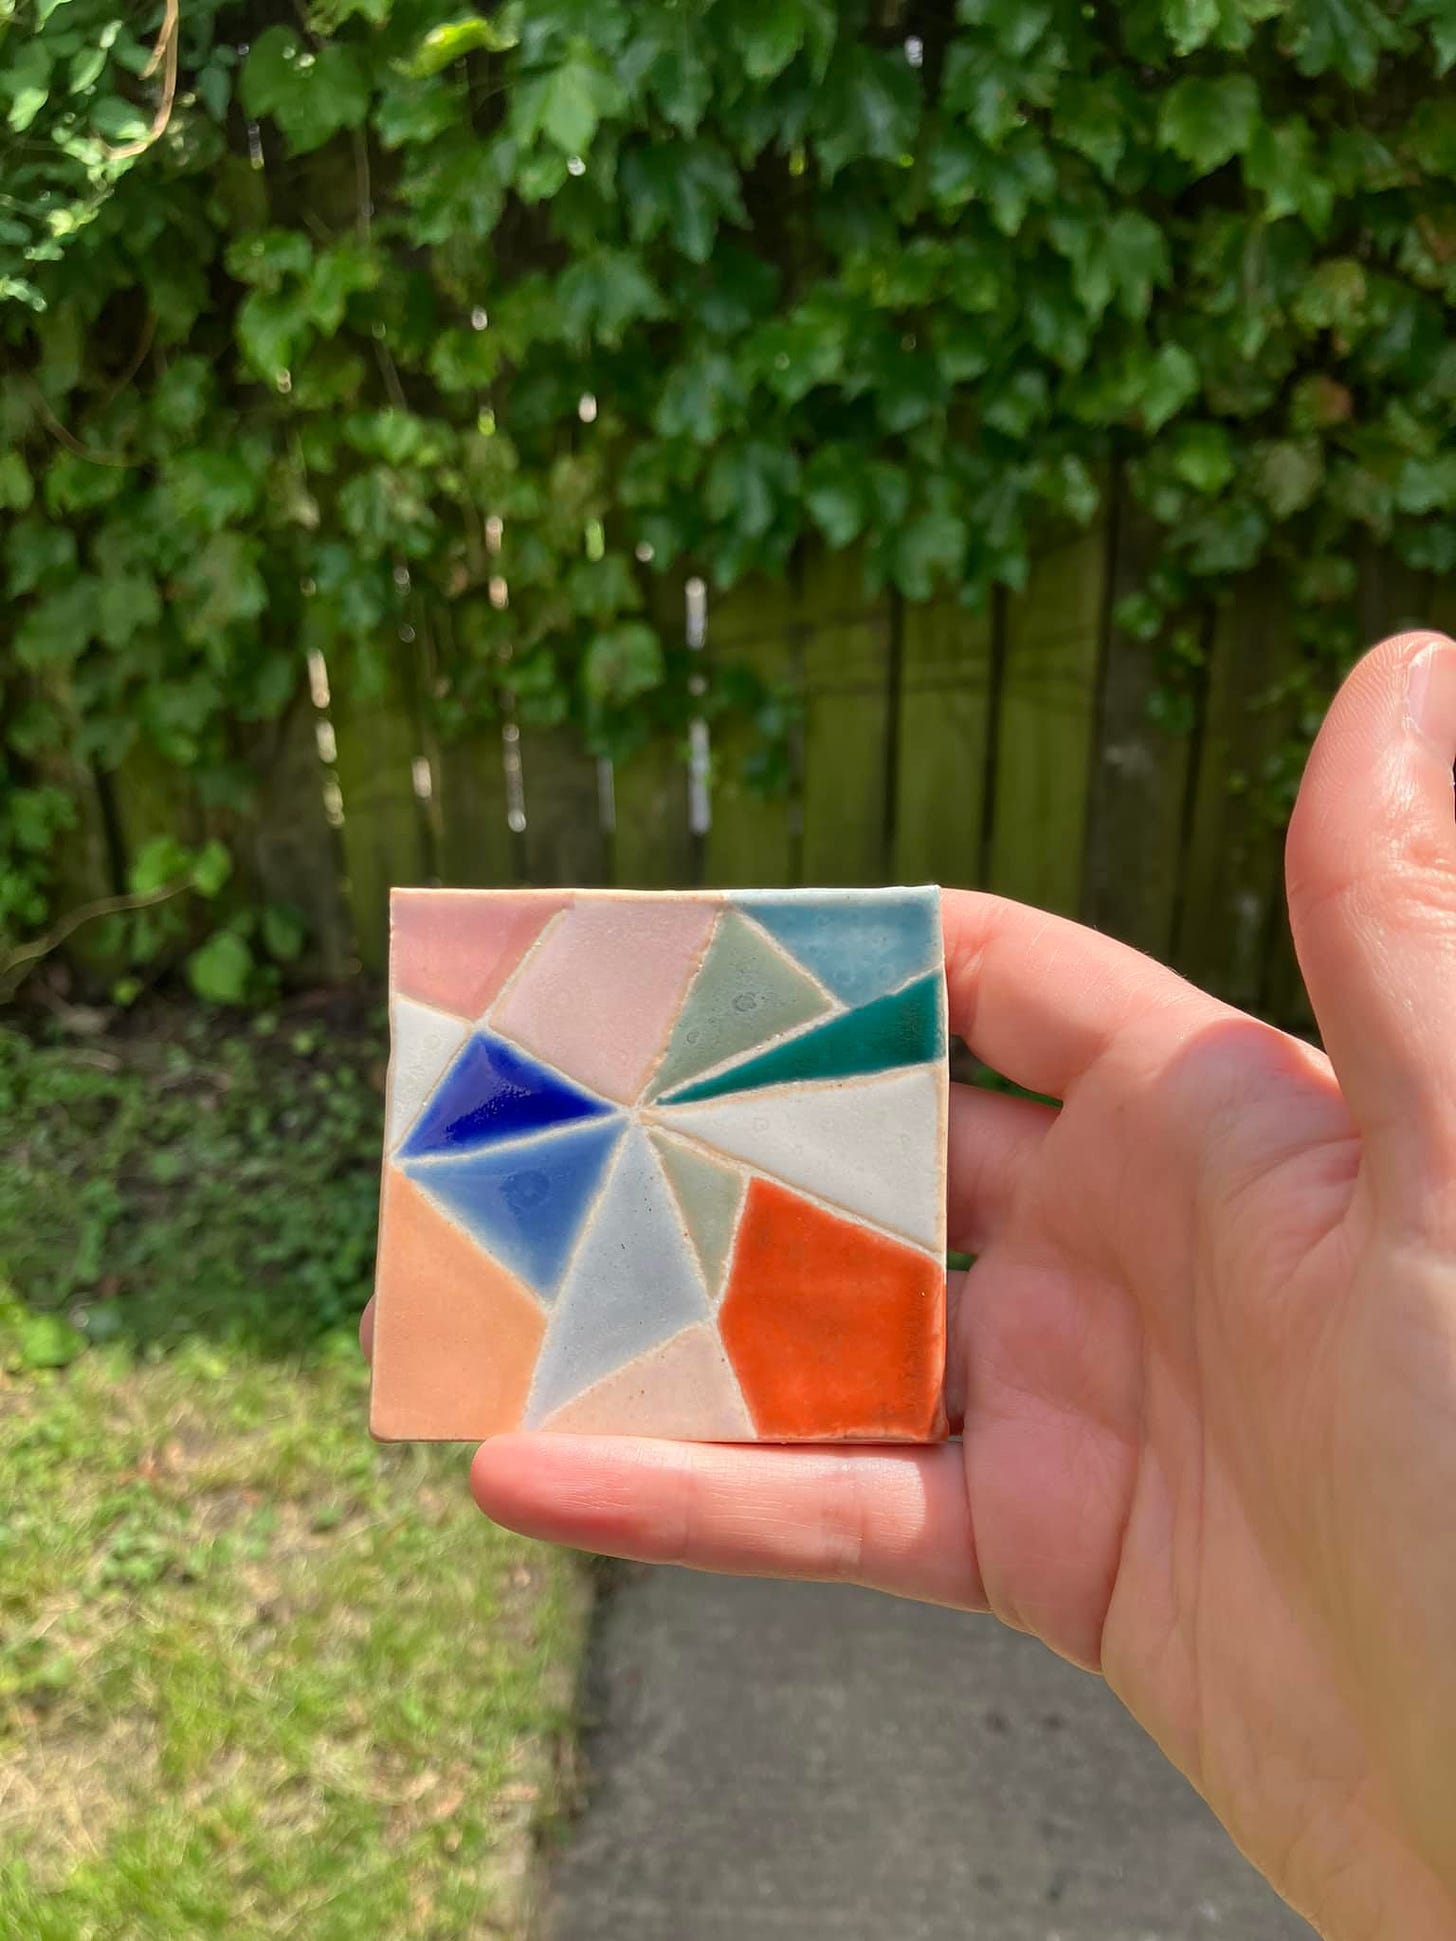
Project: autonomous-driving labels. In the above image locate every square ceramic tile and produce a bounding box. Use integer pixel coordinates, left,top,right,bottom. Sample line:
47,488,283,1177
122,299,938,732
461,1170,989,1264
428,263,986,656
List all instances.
370,887,948,1443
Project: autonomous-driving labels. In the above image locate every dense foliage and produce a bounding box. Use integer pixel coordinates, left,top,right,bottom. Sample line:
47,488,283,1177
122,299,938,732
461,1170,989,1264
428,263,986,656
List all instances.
2,0,1455,976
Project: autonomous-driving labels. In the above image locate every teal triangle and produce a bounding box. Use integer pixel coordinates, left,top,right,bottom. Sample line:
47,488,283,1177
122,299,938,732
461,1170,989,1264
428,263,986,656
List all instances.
404,1116,623,1296
657,972,945,1106
736,889,940,1006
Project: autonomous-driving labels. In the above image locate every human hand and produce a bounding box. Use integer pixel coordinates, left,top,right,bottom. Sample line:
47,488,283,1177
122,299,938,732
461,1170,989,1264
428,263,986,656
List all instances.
370,633,1456,1939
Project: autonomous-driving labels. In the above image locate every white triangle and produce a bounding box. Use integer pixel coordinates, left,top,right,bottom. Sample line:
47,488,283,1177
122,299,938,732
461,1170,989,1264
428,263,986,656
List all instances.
523,1127,712,1427
654,1066,943,1253
385,997,469,1152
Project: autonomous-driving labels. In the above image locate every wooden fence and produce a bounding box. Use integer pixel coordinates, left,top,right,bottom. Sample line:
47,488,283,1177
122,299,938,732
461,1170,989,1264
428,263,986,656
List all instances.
47,492,1449,1029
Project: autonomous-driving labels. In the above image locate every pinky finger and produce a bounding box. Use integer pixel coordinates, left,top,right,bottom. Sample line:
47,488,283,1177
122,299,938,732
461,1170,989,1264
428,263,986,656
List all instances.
472,1433,984,1612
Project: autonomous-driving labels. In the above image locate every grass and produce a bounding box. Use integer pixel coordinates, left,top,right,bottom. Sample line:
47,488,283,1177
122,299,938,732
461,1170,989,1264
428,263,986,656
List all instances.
0,1004,588,1940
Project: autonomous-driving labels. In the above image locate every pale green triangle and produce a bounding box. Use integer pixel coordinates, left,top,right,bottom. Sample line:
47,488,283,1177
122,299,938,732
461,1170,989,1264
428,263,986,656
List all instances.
647,909,832,1100
650,1130,746,1302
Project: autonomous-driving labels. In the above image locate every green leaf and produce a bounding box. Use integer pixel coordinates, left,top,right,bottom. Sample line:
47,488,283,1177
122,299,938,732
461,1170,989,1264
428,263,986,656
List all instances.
307,242,381,329
1170,423,1236,494
813,44,920,178
582,622,663,704
14,1312,86,1371
262,904,308,963
0,450,33,511
1138,344,1201,431
1408,0,1456,74
190,839,234,899
734,0,806,80
402,16,507,78
15,577,99,668
5,520,76,595
1158,74,1259,175
1161,0,1222,53
886,506,967,601
1293,258,1367,334
129,834,192,895
241,28,370,155
1243,118,1333,232
163,449,261,531
1252,438,1324,518
557,250,664,346
1052,78,1126,181
96,571,161,648
427,326,502,391
224,229,313,290
512,50,624,155
620,142,747,264
1395,453,1456,514
186,929,255,1006
1284,0,1404,86
173,534,268,642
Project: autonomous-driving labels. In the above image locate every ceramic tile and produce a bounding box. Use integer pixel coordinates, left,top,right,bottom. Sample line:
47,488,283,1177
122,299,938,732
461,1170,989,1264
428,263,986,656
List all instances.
654,1067,943,1252
656,971,944,1106
370,886,948,1442
720,1176,946,1440
540,1324,754,1438
646,909,832,1100
649,1130,746,1304
491,898,717,1103
392,889,567,1018
736,888,941,1006
399,1029,612,1159
371,1169,546,1442
404,1116,623,1296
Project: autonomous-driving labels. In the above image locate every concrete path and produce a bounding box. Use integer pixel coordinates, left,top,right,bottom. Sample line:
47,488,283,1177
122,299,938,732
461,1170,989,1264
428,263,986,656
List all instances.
544,1567,1314,1941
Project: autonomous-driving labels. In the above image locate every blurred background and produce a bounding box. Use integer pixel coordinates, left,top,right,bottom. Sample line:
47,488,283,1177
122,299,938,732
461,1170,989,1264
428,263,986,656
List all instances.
2,0,1451,1932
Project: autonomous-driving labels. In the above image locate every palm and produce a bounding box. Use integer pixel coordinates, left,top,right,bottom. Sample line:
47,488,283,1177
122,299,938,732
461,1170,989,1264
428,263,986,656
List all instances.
463,637,1456,1936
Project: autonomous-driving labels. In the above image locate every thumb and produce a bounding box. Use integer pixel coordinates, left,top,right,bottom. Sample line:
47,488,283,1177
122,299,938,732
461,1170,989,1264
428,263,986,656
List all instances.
1286,631,1456,1182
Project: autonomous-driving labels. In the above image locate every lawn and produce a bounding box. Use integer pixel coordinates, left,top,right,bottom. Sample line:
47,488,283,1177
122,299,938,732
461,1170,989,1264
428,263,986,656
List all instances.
0,1005,587,1940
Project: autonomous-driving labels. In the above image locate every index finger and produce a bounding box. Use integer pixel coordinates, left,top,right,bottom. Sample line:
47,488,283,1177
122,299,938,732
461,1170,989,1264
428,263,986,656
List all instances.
942,890,1221,1100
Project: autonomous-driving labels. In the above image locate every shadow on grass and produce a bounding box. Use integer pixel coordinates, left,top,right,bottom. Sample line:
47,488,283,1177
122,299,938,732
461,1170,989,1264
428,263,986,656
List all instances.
0,990,389,1362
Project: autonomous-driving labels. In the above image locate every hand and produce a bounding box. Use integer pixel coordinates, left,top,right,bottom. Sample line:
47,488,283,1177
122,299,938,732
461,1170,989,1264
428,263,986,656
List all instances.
375,633,1456,1940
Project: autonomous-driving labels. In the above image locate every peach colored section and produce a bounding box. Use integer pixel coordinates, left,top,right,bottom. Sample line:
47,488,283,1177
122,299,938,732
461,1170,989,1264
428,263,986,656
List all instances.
492,899,718,1103
390,890,568,1019
541,1323,753,1438
370,1167,545,1441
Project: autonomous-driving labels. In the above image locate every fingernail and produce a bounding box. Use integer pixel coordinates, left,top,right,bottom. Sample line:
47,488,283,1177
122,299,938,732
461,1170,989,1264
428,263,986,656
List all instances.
1405,640,1456,759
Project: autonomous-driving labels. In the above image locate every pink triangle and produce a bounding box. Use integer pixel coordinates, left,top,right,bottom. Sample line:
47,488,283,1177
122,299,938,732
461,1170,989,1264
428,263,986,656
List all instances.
390,890,568,1020
540,1323,753,1439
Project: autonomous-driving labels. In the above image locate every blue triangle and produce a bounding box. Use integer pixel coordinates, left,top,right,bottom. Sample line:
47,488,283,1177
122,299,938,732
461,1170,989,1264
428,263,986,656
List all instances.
404,1116,624,1296
399,1029,612,1161
736,888,941,1007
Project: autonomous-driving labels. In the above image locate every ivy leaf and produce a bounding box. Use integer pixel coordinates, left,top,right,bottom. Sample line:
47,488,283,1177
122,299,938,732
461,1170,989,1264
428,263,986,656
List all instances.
1395,453,1456,514
173,534,268,643
1407,98,1456,177
190,840,234,899
706,440,800,539
427,326,502,390
224,229,314,291
1293,258,1367,334
402,16,508,78
1252,438,1325,518
1408,0,1456,73
512,49,624,155
1105,211,1172,321
1284,0,1405,86
582,622,664,705
15,578,99,669
163,449,261,531
653,349,747,443
557,250,665,346
1161,0,1222,52
813,44,920,178
1052,78,1126,180
1158,74,1259,175
186,929,255,1005
804,446,870,548
734,0,806,80
620,142,747,264
884,505,967,601
1170,422,1236,494
5,520,76,596
237,286,314,378
96,571,161,648
307,243,381,329
1243,118,1333,233
0,450,33,511
241,28,370,155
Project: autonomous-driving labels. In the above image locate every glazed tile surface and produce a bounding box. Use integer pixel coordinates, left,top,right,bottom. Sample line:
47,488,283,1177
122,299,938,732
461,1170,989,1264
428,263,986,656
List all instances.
372,886,949,1443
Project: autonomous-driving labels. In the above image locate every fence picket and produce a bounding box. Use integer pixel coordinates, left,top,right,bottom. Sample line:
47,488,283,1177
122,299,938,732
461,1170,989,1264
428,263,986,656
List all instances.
800,548,893,886
240,695,354,981
1081,496,1196,958
518,728,609,887
989,519,1108,916
892,593,992,888
703,573,799,888
329,643,431,974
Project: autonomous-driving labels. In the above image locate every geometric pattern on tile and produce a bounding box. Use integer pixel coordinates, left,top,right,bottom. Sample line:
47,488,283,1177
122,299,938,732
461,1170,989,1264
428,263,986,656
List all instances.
392,888,568,1018
369,1168,546,1442
371,883,948,1443
491,897,718,1104
539,1323,754,1438
386,997,469,1152
735,887,941,1007
522,1127,713,1427
404,1115,623,1298
720,1176,947,1440
649,1129,747,1305
645,908,834,1102
656,1065,943,1251
656,971,944,1107
399,1028,613,1161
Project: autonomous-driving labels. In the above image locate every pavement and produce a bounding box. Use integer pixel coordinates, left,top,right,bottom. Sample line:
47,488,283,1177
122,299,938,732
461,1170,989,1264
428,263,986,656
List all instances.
543,1567,1315,1941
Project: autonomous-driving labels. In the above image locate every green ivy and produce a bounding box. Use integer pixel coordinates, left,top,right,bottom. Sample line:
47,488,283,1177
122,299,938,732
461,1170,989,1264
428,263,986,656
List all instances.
3,0,1456,971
